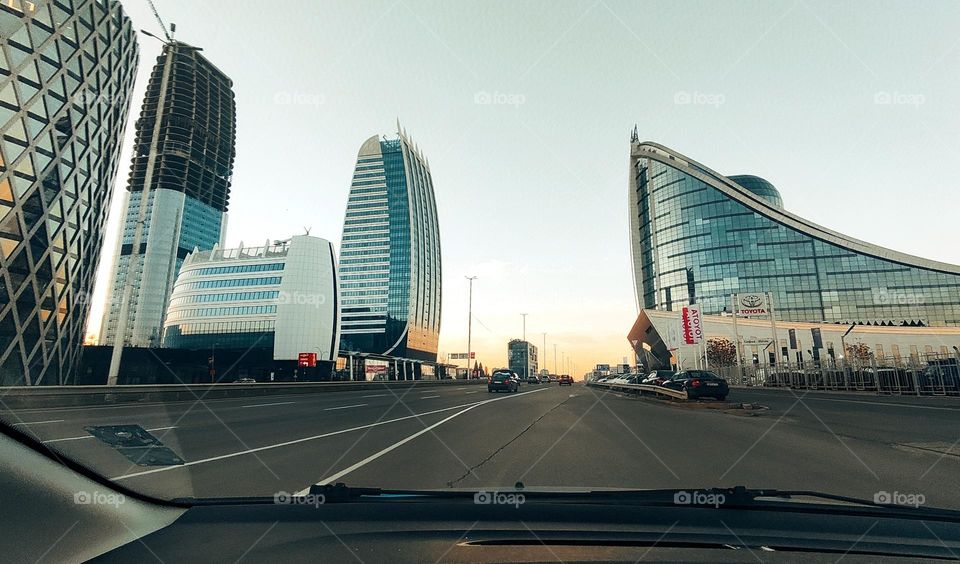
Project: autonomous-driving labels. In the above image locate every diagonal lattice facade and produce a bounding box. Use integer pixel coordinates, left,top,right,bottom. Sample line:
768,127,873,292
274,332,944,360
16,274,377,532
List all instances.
0,0,138,385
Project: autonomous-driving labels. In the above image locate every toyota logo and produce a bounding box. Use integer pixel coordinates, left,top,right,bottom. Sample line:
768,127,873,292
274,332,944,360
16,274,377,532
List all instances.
740,294,763,308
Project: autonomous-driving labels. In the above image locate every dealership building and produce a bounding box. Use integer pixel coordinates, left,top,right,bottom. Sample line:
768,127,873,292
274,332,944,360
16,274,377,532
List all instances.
626,135,960,368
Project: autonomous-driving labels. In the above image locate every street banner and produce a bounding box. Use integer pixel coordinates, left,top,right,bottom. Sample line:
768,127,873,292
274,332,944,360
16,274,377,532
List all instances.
681,304,704,345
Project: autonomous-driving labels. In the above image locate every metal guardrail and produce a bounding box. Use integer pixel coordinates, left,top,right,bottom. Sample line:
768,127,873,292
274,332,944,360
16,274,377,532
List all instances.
587,380,688,400
0,379,486,410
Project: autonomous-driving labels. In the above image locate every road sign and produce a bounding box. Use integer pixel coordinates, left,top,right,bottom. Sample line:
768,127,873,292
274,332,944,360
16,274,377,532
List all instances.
297,352,316,368
449,352,475,360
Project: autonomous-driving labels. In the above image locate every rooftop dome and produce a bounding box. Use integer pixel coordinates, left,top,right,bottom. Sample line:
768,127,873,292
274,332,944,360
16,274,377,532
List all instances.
728,175,784,208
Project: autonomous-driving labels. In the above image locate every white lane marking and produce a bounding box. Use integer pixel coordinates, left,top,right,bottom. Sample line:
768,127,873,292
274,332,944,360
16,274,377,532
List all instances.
43,426,178,444
241,401,296,409
12,419,64,426
361,394,388,398
300,387,549,493
463,391,480,394
112,399,509,481
324,403,367,411
421,395,441,399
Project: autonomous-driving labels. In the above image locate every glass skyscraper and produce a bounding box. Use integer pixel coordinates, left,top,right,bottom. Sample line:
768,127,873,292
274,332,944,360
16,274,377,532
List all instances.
0,0,138,385
100,41,235,348
338,128,442,361
628,135,960,327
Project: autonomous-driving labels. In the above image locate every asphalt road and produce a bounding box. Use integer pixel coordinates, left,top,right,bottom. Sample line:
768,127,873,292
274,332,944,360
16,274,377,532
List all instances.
4,383,958,508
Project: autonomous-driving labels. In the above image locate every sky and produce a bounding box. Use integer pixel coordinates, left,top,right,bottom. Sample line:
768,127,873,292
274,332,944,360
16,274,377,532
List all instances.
86,0,960,375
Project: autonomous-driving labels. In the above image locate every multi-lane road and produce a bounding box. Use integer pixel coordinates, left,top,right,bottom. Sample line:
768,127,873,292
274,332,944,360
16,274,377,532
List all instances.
4,383,959,508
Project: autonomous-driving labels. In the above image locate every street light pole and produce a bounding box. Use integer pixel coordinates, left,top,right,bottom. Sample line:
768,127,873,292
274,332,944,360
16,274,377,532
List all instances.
465,276,477,376
541,332,546,377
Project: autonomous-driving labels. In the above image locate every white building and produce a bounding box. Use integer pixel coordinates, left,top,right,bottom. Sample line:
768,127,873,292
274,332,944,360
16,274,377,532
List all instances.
162,235,340,362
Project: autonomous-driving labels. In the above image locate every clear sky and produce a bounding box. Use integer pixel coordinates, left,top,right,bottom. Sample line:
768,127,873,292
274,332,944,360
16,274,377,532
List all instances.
86,0,960,375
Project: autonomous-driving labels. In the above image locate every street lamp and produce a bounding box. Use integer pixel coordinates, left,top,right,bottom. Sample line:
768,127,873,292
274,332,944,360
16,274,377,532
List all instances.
465,276,477,375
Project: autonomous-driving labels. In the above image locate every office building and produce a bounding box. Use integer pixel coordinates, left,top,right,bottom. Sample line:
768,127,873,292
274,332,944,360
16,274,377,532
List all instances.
0,0,138,384
162,235,340,362
338,127,441,361
100,41,236,348
508,339,538,379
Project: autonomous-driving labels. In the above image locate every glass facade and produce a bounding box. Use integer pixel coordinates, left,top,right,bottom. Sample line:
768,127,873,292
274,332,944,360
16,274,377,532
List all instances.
0,0,138,385
629,141,960,326
338,130,442,361
508,339,538,379
100,41,235,348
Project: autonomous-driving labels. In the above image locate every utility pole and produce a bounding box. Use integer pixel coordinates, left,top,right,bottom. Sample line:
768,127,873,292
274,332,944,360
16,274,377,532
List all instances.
554,344,558,375
541,332,546,376
521,313,527,342
465,276,477,375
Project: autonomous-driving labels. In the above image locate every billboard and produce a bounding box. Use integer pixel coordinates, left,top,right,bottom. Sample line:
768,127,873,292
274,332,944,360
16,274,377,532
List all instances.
681,304,704,345
735,293,768,316
297,352,316,368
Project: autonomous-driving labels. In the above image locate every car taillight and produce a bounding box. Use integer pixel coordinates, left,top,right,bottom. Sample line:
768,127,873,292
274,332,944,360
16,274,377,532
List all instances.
690,379,701,388
488,377,492,384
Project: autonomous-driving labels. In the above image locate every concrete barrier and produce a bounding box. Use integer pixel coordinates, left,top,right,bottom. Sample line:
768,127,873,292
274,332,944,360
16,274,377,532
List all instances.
586,380,688,400
0,379,486,410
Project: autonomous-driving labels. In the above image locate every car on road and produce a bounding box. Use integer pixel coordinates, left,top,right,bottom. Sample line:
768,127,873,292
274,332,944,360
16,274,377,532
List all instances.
642,370,675,386
662,370,729,400
488,370,520,393
559,374,574,386
527,375,540,384
548,375,558,382
232,377,257,384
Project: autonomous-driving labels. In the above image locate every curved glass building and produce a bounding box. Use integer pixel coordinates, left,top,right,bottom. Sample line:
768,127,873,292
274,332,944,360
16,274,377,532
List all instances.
337,128,442,361
628,137,960,327
0,0,138,385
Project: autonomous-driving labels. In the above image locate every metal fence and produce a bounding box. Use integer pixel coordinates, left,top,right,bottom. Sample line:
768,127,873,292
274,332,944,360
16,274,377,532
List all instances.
709,353,960,396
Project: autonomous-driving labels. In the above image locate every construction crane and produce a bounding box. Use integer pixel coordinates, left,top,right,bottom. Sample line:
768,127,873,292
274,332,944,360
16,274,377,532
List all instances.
145,0,175,42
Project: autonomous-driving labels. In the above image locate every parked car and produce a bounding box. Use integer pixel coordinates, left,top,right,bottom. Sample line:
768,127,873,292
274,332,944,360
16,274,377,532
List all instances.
662,370,729,400
488,370,520,393
233,377,257,384
642,370,675,386
559,374,574,386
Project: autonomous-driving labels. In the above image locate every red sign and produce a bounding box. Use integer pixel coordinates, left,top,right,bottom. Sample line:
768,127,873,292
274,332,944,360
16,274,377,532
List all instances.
681,305,704,345
297,352,317,368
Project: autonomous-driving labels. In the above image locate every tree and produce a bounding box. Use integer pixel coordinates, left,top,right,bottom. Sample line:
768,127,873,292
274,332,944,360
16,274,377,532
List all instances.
707,338,737,367
844,342,872,365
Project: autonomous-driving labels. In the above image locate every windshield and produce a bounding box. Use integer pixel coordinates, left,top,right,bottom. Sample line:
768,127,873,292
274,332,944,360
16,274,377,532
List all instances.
1,0,958,516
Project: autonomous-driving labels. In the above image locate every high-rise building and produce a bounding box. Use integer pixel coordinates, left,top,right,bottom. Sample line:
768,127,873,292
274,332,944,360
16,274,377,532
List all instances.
100,41,236,348
627,134,960,326
338,127,441,361
508,339,537,379
162,235,340,362
0,0,138,385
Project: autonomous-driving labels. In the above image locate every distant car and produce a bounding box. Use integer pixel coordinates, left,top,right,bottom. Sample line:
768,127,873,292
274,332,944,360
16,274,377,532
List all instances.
662,370,729,400
559,375,574,386
548,375,558,382
233,377,257,384
488,370,520,393
527,375,540,384
642,370,675,386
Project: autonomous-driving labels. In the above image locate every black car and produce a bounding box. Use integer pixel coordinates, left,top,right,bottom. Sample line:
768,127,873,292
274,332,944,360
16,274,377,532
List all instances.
488,370,520,393
662,370,729,400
